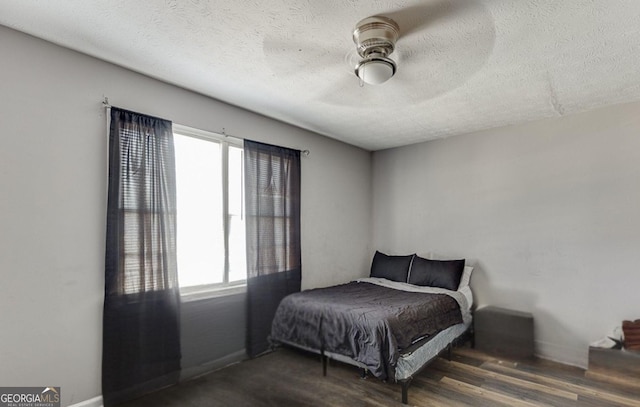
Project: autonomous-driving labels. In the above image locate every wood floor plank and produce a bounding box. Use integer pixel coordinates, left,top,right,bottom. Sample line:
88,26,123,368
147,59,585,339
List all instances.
454,347,521,366
438,376,544,407
436,359,579,400
503,355,640,397
483,360,640,407
481,380,581,407
413,376,497,407
584,370,640,391
402,381,470,407
427,362,486,387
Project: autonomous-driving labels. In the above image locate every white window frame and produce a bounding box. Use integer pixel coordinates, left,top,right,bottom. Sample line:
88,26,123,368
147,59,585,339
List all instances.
173,124,246,299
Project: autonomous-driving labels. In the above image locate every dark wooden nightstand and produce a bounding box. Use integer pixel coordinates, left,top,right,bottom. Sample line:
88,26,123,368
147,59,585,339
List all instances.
474,306,534,359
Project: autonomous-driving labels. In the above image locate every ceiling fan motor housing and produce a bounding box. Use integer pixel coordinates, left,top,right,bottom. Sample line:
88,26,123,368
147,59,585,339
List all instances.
353,16,400,58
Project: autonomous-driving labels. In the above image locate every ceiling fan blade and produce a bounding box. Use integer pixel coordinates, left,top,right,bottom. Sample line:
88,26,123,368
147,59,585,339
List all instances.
383,0,487,38
392,10,495,71
263,38,349,78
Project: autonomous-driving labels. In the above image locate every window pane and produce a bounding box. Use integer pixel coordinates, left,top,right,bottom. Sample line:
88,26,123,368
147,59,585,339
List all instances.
228,146,246,282
174,134,224,287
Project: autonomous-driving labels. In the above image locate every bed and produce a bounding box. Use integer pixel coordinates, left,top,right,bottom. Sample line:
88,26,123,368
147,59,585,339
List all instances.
269,252,474,404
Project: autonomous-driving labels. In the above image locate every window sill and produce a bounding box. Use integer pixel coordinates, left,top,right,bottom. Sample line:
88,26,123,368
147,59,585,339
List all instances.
180,283,247,302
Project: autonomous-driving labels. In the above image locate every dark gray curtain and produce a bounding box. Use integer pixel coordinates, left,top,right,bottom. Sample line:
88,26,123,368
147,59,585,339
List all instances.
103,108,181,406
244,140,301,357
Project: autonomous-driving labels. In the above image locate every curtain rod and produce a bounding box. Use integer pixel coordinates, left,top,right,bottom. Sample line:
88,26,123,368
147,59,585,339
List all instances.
102,97,310,157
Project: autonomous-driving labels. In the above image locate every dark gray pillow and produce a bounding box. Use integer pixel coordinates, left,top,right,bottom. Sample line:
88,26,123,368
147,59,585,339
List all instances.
370,251,414,282
408,256,465,290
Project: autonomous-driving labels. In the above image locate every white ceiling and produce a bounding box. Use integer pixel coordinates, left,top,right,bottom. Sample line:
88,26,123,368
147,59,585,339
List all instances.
2,1,640,150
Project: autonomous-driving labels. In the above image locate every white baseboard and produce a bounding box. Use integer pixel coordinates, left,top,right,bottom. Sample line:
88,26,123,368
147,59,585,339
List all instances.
68,395,103,407
535,340,588,369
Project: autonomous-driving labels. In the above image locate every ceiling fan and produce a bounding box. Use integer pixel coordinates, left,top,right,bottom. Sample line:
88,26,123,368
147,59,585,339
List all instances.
352,16,400,85
262,1,495,104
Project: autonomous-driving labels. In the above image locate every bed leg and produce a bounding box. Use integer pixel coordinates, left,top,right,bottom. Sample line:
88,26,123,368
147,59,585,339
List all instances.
447,343,452,361
471,328,476,349
401,379,412,404
360,368,367,379
321,350,327,377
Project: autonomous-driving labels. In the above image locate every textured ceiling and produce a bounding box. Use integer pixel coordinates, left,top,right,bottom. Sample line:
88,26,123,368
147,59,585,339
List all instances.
1,0,640,150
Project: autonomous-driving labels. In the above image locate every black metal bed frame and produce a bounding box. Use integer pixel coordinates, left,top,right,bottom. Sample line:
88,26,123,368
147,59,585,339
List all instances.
316,326,474,404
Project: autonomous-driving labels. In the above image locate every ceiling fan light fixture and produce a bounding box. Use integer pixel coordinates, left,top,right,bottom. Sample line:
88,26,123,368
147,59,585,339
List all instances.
355,55,397,85
352,16,400,86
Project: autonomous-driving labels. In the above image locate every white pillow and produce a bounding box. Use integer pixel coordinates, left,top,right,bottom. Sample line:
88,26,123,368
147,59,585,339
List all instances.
457,265,474,290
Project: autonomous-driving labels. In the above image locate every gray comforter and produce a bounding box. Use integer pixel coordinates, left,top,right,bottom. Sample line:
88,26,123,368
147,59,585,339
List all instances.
269,281,462,380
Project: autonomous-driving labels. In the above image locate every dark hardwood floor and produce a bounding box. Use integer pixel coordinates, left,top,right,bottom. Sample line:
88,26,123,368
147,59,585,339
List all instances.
119,346,640,406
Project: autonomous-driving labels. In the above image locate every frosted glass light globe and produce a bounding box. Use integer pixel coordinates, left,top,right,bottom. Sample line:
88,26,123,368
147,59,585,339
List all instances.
357,59,395,85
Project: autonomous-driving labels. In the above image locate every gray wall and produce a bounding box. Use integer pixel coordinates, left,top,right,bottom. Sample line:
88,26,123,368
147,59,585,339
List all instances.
0,26,372,406
180,293,246,380
372,101,640,368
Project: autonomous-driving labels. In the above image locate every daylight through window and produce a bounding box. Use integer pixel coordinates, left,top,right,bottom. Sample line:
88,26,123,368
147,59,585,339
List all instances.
173,127,246,290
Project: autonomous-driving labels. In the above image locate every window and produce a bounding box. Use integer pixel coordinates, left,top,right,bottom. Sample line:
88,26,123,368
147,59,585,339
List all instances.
173,125,246,292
